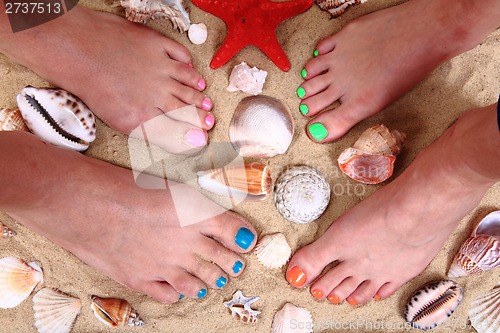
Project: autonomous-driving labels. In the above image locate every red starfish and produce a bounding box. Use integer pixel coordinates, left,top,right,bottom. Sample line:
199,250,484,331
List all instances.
191,0,313,71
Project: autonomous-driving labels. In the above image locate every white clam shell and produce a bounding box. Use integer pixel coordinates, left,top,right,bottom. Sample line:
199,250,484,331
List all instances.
255,233,292,269
469,285,500,333
223,290,261,323
227,62,268,95
33,288,82,333
0,257,43,308
274,166,330,224
272,303,313,333
188,23,207,45
0,108,29,132
17,87,96,152
229,95,293,158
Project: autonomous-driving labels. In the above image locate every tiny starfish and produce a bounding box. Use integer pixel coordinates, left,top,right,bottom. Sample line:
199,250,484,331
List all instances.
223,290,261,323
191,0,313,71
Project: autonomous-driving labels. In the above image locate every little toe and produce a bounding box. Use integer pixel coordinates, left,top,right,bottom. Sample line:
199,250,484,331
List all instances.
300,85,342,117
164,268,208,299
316,34,337,54
328,277,363,305
139,281,181,304
347,280,381,305
162,38,192,64
165,105,215,130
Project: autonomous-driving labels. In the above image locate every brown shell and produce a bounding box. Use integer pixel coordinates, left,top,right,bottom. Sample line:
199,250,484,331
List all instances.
352,124,406,156
0,108,29,132
315,0,367,18
447,235,500,277
90,296,144,327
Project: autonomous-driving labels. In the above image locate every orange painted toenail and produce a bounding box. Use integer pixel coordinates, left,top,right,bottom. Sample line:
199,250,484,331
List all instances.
327,294,341,304
374,294,382,301
287,266,307,288
347,297,358,306
311,289,323,299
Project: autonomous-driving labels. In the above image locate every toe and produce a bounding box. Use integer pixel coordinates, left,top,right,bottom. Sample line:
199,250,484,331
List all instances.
164,105,215,130
347,280,381,305
307,261,351,296
139,281,181,304
184,255,228,290
302,56,331,80
327,276,363,305
375,282,399,300
164,268,208,299
162,38,192,64
300,84,342,117
161,78,210,111
198,238,246,277
316,34,337,55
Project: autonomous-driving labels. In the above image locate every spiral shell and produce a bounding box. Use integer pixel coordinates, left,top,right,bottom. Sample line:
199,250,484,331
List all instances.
33,288,82,333
255,233,292,269
1,222,16,238
274,166,330,224
223,290,261,323
227,62,268,95
90,296,145,327
229,95,294,158
0,257,43,308
0,108,29,132
469,285,500,333
315,0,368,18
272,303,313,333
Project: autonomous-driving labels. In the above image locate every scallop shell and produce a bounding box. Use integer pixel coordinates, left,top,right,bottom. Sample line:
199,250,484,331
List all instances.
0,108,29,132
0,256,43,308
197,163,272,201
272,303,313,333
274,166,330,224
315,0,368,18
404,280,463,330
1,222,16,238
338,124,406,184
448,211,500,278
188,23,207,45
33,288,82,333
90,296,145,327
16,87,96,152
229,95,294,158
114,0,191,31
227,62,268,95
223,290,261,323
255,233,292,269
469,285,500,333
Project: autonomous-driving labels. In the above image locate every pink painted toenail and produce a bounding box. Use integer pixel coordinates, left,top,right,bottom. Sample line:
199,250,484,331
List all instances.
198,78,206,90
327,294,341,304
202,97,212,111
286,266,307,288
185,128,207,148
347,297,358,306
188,63,193,68
311,289,323,299
205,113,215,127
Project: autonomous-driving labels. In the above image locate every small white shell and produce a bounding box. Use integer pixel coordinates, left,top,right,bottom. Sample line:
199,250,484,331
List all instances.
469,285,500,333
0,108,29,132
223,290,261,323
272,303,313,333
274,166,330,224
17,87,96,152
33,288,82,333
255,233,292,269
227,62,268,95
229,95,293,158
1,222,16,238
188,23,207,45
0,256,43,308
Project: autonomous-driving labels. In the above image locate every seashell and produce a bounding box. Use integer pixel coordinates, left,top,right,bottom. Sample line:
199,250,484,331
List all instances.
255,233,292,269
314,0,368,18
188,23,208,45
114,0,191,31
1,222,16,238
0,108,29,132
0,256,43,308
468,285,500,333
272,303,313,333
227,62,268,95
223,290,261,323
448,211,500,278
274,166,330,224
197,162,272,201
16,87,96,152
33,288,82,333
338,124,406,184
229,95,293,158
90,296,145,327
404,280,463,330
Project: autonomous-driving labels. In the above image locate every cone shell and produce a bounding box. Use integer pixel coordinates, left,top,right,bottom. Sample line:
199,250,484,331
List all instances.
33,288,82,333
272,303,313,333
469,285,500,333
274,166,330,224
404,280,463,330
1,223,16,238
223,290,261,323
197,163,272,201
0,256,43,308
255,233,292,269
0,108,29,132
229,95,294,158
90,296,144,327
315,0,368,18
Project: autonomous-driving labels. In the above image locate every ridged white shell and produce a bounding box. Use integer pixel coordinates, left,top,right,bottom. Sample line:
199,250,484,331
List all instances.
229,95,293,158
0,256,43,308
188,23,207,45
404,280,463,330
315,0,368,18
255,233,292,269
16,87,96,152
272,303,313,333
223,290,261,323
274,166,330,224
33,288,82,333
469,285,500,333
1,222,16,238
227,62,268,95
90,296,145,327
0,108,29,132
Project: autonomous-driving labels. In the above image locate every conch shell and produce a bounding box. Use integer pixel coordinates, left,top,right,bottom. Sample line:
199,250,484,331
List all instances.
448,211,500,278
0,256,43,308
338,124,405,184
0,108,29,132
468,284,500,333
227,62,268,95
33,288,82,333
255,233,292,269
90,296,145,327
272,303,313,333
315,0,368,18
223,290,261,323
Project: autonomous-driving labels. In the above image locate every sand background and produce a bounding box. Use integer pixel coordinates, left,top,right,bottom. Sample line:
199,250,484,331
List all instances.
0,0,499,332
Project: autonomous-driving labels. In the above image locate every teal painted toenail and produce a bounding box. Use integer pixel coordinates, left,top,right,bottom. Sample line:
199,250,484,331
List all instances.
216,276,227,288
313,49,319,57
299,104,309,115
179,294,184,300
198,288,207,298
235,228,255,250
308,123,329,141
301,68,307,79
232,261,244,274
296,87,306,99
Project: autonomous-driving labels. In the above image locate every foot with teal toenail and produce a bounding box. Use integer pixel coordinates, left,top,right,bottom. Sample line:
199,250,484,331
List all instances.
233,261,244,274
216,276,227,288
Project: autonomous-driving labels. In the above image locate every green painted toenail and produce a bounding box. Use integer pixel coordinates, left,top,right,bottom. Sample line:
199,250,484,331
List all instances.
296,87,306,99
313,49,319,57
308,123,328,141
299,104,309,115
301,68,307,79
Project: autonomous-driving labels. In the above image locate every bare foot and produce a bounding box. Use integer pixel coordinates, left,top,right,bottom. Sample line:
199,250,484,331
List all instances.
0,6,214,154
1,132,257,302
286,103,499,304
298,0,499,142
